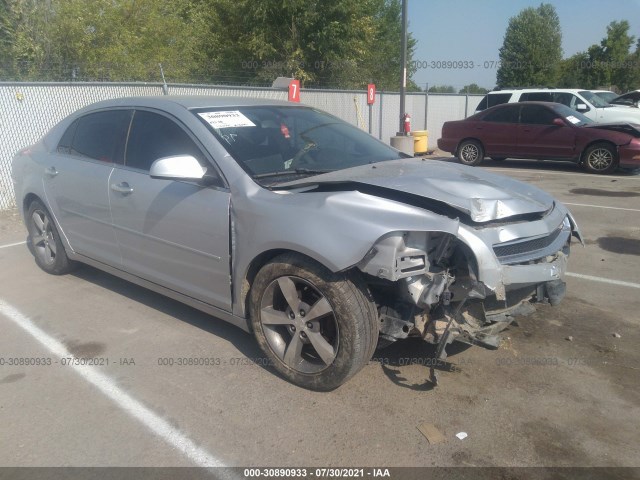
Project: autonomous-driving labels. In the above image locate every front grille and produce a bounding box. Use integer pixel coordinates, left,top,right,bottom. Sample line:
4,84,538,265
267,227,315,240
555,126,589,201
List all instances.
493,225,570,265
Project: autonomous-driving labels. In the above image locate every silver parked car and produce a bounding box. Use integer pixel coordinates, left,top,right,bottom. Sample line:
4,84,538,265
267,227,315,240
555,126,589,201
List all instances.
12,97,582,390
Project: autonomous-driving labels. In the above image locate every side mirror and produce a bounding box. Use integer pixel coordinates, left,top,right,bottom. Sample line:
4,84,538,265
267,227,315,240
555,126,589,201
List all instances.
552,118,566,127
576,103,589,112
150,155,206,181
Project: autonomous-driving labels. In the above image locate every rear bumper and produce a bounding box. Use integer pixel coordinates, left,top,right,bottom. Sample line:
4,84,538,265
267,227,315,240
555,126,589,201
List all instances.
437,138,457,154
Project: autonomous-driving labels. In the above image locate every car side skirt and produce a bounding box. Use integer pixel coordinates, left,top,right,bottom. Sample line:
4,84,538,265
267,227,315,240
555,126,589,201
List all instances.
68,252,251,333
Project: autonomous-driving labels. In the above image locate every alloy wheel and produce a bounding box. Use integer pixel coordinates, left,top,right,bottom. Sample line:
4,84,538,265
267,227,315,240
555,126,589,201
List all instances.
31,210,57,265
259,276,339,374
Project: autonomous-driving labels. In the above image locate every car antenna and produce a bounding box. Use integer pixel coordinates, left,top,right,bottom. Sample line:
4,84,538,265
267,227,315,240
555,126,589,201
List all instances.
159,63,168,95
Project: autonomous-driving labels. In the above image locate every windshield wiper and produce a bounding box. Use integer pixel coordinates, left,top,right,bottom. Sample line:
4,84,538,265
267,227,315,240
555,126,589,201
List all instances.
253,168,334,179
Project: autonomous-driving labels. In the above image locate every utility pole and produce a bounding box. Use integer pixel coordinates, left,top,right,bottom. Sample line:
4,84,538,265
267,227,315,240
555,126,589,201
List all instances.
398,0,408,134
389,0,413,155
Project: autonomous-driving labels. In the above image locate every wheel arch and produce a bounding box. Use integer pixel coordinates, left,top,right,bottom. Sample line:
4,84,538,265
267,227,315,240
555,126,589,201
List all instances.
239,248,348,321
580,139,619,163
456,137,484,156
22,192,43,217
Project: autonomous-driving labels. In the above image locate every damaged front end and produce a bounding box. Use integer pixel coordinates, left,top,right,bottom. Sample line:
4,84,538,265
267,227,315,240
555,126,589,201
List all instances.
357,205,580,369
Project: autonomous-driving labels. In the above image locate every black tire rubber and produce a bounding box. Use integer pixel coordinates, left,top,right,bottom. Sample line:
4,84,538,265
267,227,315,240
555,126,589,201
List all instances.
26,200,75,275
457,139,484,166
583,142,618,174
249,253,378,391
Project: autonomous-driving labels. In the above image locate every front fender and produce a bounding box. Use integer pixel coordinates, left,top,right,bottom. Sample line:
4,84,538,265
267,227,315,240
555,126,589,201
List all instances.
231,188,460,317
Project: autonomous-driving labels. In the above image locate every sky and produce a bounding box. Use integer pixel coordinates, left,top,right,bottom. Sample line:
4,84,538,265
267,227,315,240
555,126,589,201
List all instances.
407,0,640,90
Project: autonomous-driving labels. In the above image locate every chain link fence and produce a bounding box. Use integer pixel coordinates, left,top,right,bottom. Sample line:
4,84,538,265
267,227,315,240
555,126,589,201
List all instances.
0,82,482,210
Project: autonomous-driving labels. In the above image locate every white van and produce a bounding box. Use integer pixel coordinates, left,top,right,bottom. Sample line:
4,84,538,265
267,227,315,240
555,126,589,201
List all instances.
475,88,640,124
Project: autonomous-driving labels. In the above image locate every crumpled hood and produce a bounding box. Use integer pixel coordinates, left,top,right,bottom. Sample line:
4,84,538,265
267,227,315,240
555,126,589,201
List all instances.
611,90,640,107
281,159,555,223
583,122,640,138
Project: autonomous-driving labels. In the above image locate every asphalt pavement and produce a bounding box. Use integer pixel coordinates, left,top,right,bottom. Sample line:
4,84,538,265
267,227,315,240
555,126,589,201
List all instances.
1,159,639,470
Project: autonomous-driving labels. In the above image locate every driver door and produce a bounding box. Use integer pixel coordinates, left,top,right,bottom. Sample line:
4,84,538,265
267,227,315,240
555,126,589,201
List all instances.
108,109,232,311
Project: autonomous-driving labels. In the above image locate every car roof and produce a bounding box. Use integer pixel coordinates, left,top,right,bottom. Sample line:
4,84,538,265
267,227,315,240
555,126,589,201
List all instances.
485,101,562,108
487,88,586,94
76,95,296,113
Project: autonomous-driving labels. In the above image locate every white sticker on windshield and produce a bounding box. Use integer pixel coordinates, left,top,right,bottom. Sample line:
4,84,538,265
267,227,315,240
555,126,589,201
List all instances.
198,111,256,128
566,115,580,124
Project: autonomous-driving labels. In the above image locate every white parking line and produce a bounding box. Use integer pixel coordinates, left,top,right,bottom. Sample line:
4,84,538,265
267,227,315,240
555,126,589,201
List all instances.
566,272,640,289
483,167,640,180
564,202,640,213
0,298,225,468
0,240,26,249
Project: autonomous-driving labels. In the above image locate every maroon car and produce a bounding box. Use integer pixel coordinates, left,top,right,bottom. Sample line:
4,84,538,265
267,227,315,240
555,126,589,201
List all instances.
438,101,640,174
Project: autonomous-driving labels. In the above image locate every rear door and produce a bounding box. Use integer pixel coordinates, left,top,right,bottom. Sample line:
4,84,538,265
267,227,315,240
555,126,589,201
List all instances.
108,109,232,310
517,105,576,159
42,109,131,266
476,105,520,157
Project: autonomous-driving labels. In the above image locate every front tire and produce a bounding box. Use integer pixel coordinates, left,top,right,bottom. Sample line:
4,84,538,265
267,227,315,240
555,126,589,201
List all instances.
457,140,484,166
249,253,378,391
583,143,618,174
26,200,75,275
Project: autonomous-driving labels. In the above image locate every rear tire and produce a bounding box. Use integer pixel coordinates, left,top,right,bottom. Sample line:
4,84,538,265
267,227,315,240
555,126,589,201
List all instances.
26,200,75,275
249,253,378,390
583,143,618,174
457,140,484,166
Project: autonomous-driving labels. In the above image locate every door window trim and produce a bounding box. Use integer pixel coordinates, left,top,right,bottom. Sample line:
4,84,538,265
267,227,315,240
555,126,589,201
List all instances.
117,107,229,190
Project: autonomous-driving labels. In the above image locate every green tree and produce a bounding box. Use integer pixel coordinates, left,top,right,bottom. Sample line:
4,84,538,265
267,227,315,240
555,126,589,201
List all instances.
428,85,455,93
600,20,635,91
48,0,206,82
0,0,54,80
459,83,488,94
557,20,637,91
201,0,417,89
496,3,562,88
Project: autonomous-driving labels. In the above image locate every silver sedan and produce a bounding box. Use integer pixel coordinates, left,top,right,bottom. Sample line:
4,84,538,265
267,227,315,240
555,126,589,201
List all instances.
11,96,582,390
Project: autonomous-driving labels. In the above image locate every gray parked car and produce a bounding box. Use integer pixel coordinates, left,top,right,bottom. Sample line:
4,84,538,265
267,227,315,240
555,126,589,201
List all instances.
12,97,582,390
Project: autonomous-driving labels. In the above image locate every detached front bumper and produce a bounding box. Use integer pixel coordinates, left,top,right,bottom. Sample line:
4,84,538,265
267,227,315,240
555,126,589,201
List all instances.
619,143,640,169
442,210,576,349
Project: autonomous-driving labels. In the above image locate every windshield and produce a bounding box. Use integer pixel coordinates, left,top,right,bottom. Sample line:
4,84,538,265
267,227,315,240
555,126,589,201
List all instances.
578,90,611,108
594,91,618,104
550,104,594,126
194,106,404,185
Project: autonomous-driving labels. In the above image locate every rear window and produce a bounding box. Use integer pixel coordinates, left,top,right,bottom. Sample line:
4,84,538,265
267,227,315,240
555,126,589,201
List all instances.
476,93,511,111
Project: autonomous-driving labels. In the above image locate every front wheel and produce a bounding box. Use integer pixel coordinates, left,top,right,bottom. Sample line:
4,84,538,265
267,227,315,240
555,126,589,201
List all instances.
249,253,378,391
583,143,618,174
26,200,75,275
457,140,484,166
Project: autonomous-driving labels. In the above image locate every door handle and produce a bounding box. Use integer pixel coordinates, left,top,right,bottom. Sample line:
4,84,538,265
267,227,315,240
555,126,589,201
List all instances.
45,166,58,177
110,182,134,195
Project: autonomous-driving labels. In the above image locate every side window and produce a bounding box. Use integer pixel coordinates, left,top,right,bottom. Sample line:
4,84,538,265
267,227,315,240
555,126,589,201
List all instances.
483,106,519,123
520,92,553,102
520,105,556,125
57,120,78,154
487,93,511,108
125,110,205,172
476,95,488,111
552,92,573,107
70,110,131,163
